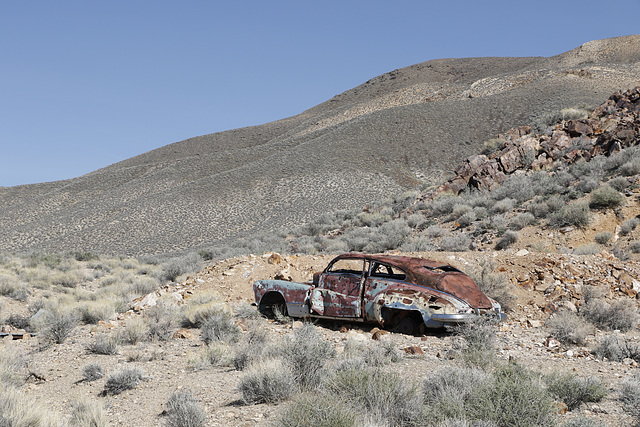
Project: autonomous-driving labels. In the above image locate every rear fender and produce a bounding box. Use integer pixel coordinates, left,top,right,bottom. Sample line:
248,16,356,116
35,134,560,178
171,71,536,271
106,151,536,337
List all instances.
373,290,466,328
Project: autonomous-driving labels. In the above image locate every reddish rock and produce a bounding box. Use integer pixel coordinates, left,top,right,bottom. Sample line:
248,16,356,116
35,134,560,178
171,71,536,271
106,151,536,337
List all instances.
403,346,424,355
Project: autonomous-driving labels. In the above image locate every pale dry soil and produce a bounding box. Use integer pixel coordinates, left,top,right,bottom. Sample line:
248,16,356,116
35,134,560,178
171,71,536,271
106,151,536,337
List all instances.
3,250,640,426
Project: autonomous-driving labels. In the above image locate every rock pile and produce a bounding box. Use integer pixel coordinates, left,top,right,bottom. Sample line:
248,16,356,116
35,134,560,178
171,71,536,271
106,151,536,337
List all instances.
434,86,640,195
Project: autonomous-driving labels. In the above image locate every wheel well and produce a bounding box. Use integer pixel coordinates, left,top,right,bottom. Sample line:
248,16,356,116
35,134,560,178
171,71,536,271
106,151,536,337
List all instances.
259,291,287,317
381,308,425,331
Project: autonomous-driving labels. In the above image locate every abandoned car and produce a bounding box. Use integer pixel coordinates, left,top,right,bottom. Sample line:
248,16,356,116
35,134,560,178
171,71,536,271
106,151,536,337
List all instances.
253,253,506,334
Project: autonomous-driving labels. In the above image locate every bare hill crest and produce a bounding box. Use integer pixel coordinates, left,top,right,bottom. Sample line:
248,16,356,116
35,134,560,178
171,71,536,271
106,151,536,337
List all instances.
1,35,640,255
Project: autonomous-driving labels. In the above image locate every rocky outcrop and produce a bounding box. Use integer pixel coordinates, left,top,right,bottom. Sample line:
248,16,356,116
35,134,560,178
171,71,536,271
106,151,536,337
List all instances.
434,87,640,195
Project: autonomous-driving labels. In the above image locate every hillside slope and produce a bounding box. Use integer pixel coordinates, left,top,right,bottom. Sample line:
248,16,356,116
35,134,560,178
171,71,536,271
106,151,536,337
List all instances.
1,35,640,255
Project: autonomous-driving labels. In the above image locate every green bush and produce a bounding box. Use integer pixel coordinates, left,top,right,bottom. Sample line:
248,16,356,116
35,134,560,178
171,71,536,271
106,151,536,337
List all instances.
545,372,607,410
164,389,207,427
589,185,625,209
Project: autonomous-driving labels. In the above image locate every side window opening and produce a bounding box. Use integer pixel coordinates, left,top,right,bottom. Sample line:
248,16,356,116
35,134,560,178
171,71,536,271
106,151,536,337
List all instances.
327,259,364,276
370,262,406,281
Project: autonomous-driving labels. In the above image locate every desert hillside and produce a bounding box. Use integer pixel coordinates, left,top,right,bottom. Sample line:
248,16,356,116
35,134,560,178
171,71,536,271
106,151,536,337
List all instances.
1,35,639,256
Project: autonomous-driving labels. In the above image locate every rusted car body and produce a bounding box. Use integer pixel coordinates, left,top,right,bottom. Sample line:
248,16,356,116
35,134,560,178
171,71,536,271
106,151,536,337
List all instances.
253,253,505,333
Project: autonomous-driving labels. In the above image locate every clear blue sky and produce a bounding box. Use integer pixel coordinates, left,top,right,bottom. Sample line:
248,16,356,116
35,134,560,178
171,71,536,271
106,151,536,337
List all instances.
2,1,639,187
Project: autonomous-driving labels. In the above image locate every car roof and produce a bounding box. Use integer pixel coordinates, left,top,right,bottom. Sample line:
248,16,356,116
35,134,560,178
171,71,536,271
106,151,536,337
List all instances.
332,253,460,274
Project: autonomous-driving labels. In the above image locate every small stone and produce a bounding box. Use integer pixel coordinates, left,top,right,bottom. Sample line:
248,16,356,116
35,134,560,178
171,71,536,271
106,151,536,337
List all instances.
403,346,424,355
173,329,195,339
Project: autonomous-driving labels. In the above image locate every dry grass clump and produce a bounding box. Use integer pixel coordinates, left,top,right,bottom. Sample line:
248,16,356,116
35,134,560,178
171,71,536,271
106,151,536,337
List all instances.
118,316,148,344
545,372,607,411
103,367,145,395
594,231,613,244
33,308,78,345
82,363,105,382
239,359,296,404
470,259,515,312
75,300,115,324
546,310,593,346
145,301,178,341
0,388,62,426
69,396,107,427
87,334,120,355
593,333,640,362
589,184,626,209
188,343,231,370
164,389,207,427
620,373,640,424
581,297,638,332
339,337,400,368
277,392,356,427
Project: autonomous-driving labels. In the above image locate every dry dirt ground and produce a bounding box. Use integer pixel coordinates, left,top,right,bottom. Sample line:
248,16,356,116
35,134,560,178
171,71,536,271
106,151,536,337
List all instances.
3,247,640,426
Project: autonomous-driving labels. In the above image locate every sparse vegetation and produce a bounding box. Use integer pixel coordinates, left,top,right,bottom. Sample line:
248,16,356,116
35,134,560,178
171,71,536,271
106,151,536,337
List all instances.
546,310,592,346
239,359,295,404
545,372,607,410
103,367,145,395
69,397,107,427
82,363,105,382
164,389,207,427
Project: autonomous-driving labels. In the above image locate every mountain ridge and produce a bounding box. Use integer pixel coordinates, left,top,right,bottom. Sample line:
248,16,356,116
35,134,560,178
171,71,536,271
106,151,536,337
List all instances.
2,35,639,255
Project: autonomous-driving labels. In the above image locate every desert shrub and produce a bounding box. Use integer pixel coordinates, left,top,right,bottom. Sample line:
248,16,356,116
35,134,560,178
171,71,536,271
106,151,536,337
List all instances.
239,359,295,404
82,363,105,382
0,388,61,426
453,317,498,368
35,309,78,344
407,213,427,229
594,231,613,245
76,300,115,324
277,323,334,390
365,219,411,252
424,225,445,239
576,177,600,194
200,310,241,344
481,138,506,155
400,235,437,252
50,270,81,288
613,246,631,261
470,259,515,312
495,230,518,250
103,367,144,395
631,241,640,254
69,396,107,427
546,310,592,346
128,277,159,296
469,363,555,426
620,373,640,423
621,217,640,236
429,194,461,217
233,322,269,370
87,334,120,355
560,417,605,427
589,185,625,209
573,244,601,255
593,333,640,362
0,274,29,301
545,372,607,411
233,301,262,320
581,298,638,331
119,316,148,344
439,233,470,252
549,202,590,228
457,211,477,228
325,366,422,425
492,198,515,214
189,343,230,370
423,366,492,422
339,338,400,368
353,212,392,228
161,252,202,283
164,389,207,427
608,176,630,191
145,301,177,341
277,392,356,427
528,200,551,219
508,212,535,230
0,347,26,388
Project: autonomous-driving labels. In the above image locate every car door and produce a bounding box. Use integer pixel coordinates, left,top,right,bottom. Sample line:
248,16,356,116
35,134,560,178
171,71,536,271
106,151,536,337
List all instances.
310,258,365,318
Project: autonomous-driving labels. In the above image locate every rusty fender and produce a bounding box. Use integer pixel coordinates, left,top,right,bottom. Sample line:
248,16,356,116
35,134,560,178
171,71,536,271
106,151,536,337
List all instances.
253,279,312,317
